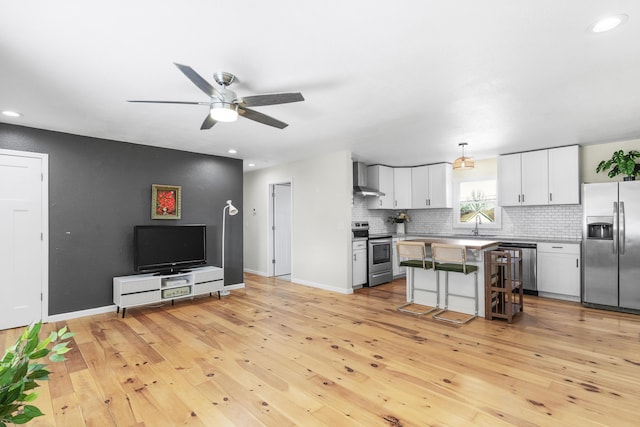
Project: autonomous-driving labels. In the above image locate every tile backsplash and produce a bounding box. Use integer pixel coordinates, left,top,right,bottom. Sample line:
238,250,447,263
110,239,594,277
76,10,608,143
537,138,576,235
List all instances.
352,196,583,240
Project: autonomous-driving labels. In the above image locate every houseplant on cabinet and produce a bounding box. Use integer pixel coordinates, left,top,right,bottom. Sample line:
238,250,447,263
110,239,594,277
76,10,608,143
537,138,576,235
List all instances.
596,149,640,181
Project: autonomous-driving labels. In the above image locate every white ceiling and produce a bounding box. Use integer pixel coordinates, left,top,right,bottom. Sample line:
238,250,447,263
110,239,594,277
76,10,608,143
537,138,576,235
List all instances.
2,1,640,171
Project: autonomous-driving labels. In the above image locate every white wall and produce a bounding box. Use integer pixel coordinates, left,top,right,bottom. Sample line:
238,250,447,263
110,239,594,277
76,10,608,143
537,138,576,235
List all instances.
582,138,640,183
243,150,353,293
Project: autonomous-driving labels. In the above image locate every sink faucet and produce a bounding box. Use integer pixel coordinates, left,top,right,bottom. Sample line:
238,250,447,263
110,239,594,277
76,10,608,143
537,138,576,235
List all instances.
472,215,481,236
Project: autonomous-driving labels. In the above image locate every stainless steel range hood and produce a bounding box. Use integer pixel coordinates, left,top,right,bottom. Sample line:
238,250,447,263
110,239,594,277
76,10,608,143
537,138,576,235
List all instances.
353,162,385,197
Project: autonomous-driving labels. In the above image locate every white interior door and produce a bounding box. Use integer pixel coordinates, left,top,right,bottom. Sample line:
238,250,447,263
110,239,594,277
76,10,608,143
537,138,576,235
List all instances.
273,183,291,277
0,150,47,330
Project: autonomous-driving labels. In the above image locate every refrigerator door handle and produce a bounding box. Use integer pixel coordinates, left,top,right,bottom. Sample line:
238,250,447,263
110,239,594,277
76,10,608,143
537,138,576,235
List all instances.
620,201,625,255
613,202,618,254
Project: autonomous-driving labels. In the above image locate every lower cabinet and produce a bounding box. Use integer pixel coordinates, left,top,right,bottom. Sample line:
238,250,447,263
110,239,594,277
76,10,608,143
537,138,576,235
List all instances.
352,240,367,288
392,236,406,278
113,266,223,317
537,242,581,301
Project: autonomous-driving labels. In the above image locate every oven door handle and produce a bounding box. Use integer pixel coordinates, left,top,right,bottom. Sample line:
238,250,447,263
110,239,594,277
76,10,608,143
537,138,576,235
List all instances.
370,271,390,279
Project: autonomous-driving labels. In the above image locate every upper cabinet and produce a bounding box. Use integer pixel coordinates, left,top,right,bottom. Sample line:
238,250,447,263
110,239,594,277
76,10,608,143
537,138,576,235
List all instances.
411,163,452,209
548,145,580,205
393,168,412,209
367,165,395,209
367,163,452,210
498,145,579,206
498,150,548,206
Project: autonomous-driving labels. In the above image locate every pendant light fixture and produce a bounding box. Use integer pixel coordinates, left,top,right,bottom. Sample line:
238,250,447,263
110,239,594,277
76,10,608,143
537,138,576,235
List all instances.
453,142,475,170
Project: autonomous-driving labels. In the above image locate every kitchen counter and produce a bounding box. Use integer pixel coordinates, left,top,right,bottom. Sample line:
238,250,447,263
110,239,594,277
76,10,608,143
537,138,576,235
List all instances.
392,233,581,245
406,237,501,250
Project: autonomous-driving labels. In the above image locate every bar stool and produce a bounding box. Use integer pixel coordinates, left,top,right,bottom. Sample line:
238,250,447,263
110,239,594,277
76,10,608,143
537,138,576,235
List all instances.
431,243,478,324
396,241,439,315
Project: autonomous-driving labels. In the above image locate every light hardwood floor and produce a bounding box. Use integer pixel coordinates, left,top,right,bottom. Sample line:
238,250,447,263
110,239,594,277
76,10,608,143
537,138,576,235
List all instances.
3,273,640,426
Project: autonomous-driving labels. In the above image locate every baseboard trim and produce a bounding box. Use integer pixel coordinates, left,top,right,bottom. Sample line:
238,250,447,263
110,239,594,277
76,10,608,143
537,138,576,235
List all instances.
47,305,117,323
291,278,353,295
243,268,268,276
243,271,352,295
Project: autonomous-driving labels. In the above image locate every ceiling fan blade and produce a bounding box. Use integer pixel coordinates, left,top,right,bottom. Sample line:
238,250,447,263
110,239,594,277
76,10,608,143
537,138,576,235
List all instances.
127,100,206,105
173,63,221,98
240,92,304,107
200,114,217,130
238,107,288,129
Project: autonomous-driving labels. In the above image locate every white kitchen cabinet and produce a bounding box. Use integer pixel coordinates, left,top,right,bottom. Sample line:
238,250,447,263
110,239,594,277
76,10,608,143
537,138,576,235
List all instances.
498,146,579,206
367,165,394,209
411,163,452,209
548,145,580,205
498,151,548,206
392,236,406,278
497,153,523,206
352,240,367,287
393,167,412,209
537,242,581,301
521,150,549,205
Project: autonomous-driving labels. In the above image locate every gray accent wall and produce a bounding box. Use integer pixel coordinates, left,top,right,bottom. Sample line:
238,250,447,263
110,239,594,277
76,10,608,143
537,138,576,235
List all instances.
0,123,243,315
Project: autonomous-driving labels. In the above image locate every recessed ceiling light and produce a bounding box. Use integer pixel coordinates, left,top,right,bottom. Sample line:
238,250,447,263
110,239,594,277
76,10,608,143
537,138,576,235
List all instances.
2,110,22,118
589,14,629,33
228,149,237,154
248,163,256,167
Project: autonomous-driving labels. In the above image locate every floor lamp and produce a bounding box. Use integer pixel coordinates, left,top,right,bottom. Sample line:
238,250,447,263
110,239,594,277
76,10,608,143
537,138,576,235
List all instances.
222,200,239,292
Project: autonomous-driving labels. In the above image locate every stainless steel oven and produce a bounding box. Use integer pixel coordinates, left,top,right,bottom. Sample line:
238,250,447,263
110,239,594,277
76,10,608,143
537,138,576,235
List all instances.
368,236,393,286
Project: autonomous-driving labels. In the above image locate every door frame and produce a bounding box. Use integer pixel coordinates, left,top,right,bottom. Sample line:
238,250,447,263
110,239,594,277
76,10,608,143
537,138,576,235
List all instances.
267,180,293,277
0,148,49,323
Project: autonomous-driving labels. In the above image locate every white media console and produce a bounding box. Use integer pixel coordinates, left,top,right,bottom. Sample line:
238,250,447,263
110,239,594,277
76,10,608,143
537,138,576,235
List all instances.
113,266,223,317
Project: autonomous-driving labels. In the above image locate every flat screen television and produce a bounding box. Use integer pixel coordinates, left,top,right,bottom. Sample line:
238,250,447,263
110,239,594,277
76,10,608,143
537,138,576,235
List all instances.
134,225,207,274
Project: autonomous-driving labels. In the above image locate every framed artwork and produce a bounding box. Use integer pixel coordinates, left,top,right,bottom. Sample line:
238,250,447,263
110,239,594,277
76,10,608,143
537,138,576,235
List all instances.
151,184,181,219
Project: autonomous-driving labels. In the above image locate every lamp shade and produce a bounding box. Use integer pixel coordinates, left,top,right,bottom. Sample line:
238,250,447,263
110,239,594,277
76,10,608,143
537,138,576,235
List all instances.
452,156,475,170
452,142,474,170
226,200,239,215
210,102,238,122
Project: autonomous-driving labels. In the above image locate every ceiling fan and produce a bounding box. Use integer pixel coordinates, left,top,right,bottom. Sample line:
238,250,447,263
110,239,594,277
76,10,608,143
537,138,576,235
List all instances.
128,63,304,130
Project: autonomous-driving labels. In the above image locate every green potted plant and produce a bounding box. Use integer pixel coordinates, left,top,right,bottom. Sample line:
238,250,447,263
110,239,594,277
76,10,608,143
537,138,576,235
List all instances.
0,322,73,426
596,149,640,181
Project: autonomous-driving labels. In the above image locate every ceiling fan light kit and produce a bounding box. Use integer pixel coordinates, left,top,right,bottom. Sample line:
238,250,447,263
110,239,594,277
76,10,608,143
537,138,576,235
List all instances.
210,102,238,122
453,142,475,170
128,63,304,130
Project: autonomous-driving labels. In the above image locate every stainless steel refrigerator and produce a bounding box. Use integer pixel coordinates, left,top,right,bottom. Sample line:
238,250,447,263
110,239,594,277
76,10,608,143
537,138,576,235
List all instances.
583,181,640,311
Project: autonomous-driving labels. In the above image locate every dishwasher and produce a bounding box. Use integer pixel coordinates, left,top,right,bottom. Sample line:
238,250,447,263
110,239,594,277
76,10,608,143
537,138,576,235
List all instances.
498,242,537,295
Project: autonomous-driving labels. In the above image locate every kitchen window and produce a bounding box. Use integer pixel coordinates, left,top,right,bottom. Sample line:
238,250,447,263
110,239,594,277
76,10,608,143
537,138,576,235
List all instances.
452,159,502,231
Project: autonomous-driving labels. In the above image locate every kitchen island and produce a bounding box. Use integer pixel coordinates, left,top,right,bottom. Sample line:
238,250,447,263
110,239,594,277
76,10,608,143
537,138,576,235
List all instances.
403,237,500,318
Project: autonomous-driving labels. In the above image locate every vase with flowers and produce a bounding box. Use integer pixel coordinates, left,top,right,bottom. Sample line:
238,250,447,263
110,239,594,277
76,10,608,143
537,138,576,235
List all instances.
388,211,410,234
